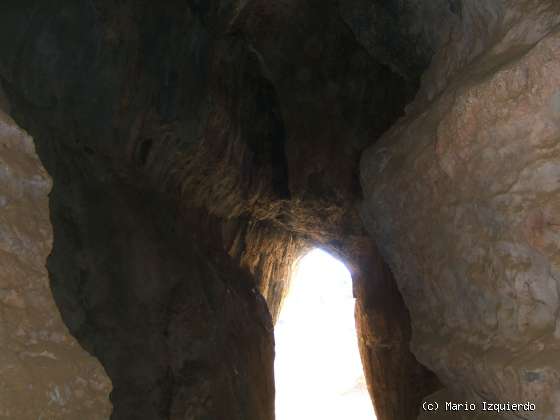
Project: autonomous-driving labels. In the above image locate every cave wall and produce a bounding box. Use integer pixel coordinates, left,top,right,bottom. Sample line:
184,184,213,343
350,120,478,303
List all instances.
0,2,275,419
0,0,466,419
46,173,275,420
336,237,440,420
360,1,560,418
0,108,112,418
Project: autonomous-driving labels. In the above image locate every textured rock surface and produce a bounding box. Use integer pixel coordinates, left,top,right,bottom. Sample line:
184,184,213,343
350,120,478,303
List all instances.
0,110,112,419
226,219,308,322
361,3,560,418
418,0,560,104
349,238,441,420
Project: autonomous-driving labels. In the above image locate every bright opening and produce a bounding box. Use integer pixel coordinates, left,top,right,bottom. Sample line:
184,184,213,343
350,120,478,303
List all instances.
274,248,377,420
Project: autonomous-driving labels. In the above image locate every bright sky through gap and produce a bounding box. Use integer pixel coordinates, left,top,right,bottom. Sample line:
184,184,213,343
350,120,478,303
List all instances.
274,248,377,420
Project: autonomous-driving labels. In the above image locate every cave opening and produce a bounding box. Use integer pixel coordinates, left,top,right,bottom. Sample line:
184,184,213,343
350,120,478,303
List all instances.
274,248,377,420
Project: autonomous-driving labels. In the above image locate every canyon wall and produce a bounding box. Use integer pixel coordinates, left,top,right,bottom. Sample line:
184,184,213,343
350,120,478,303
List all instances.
360,1,560,419
0,109,112,418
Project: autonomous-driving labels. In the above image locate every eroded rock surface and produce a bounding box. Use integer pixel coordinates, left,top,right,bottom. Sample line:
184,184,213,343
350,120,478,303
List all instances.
0,110,112,419
361,4,560,418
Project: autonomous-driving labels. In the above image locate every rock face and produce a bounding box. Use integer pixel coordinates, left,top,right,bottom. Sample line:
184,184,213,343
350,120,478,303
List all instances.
361,2,560,418
350,239,441,420
0,109,112,419
1,2,276,419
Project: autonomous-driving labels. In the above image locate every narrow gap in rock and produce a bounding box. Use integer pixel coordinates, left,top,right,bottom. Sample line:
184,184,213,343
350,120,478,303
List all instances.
275,248,377,420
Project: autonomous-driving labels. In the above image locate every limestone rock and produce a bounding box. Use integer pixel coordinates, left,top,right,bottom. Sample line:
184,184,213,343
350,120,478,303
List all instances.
0,110,112,419
361,16,560,420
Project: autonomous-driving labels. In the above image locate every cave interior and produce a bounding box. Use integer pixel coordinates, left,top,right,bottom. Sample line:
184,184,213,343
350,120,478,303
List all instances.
1,0,560,419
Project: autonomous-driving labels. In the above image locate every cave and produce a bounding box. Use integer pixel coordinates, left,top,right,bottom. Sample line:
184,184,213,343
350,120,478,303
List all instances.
0,1,559,420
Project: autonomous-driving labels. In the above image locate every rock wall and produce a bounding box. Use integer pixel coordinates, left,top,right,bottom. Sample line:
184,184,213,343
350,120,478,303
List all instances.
0,2,275,418
44,173,275,420
360,2,560,418
347,238,441,420
419,0,560,104
0,109,112,419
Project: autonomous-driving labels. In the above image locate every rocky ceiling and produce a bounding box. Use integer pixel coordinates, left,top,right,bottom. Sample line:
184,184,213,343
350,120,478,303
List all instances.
1,0,559,419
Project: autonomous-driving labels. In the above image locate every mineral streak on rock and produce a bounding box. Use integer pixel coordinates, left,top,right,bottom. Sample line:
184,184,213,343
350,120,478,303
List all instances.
0,110,112,419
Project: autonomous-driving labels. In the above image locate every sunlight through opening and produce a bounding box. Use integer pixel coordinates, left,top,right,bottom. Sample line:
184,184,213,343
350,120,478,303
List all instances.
274,248,377,420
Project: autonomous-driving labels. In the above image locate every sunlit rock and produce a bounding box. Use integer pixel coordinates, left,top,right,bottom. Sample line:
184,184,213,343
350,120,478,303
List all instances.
0,109,112,419
361,4,560,418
